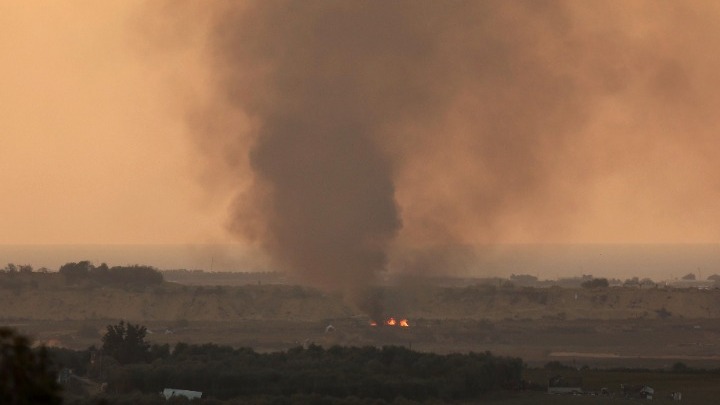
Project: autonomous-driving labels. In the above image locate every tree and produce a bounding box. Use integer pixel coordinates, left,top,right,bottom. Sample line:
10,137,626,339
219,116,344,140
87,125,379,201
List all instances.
18,265,33,274
0,328,62,404
509,274,538,285
623,277,640,287
107,265,163,286
3,263,18,273
59,261,94,283
101,321,150,364
639,278,655,287
681,273,696,281
581,278,609,289
57,261,164,286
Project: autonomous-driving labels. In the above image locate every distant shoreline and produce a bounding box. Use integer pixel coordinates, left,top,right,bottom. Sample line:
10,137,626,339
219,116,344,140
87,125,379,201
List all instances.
1,243,718,280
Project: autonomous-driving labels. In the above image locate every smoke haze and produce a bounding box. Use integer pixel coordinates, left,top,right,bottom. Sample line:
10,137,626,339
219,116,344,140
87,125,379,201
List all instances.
149,1,720,295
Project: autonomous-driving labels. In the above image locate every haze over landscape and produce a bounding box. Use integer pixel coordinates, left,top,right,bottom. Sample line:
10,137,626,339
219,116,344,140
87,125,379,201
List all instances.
7,3,720,403
2,1,720,283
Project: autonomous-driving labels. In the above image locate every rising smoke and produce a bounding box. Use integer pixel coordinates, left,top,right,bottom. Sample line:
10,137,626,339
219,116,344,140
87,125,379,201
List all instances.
153,1,720,302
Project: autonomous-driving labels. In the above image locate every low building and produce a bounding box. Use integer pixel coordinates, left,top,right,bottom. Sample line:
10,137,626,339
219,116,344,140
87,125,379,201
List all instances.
162,388,202,400
621,384,654,399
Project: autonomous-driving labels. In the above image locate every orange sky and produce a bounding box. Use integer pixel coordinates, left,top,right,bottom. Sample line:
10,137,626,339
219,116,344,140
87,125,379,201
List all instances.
0,2,232,244
1,2,719,246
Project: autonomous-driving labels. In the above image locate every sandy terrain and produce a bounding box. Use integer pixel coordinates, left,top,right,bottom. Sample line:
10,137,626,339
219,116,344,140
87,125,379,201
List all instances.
4,274,720,369
2,278,720,322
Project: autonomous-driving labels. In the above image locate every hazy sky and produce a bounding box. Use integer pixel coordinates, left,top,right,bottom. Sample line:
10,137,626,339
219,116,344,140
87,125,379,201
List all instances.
2,1,720,249
0,2,230,244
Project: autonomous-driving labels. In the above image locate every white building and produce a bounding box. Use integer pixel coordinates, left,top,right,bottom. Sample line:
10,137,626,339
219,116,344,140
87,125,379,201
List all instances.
162,388,202,400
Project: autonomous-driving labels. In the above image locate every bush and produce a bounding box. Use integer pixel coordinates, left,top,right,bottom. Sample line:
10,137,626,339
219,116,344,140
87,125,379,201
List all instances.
59,261,164,287
581,278,609,289
102,321,151,365
99,344,522,402
0,327,62,404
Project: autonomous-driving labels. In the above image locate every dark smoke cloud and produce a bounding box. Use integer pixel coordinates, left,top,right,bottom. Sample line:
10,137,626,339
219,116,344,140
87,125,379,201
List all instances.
195,1,589,292
154,1,720,300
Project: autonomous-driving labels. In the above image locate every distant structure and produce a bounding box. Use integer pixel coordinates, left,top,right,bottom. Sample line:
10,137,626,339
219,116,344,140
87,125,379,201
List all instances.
667,279,715,289
163,388,202,400
57,368,73,384
548,375,582,394
621,384,654,399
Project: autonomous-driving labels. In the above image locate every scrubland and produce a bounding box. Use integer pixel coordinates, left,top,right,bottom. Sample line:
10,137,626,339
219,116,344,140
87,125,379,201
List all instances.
3,271,720,403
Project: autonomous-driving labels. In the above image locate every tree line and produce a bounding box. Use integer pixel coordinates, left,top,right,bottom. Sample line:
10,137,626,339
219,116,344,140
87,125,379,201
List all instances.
45,321,523,403
58,261,163,286
103,345,521,401
0,261,164,292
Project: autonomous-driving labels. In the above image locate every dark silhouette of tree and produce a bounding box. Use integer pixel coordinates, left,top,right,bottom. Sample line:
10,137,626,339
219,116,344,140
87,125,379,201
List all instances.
640,277,655,286
510,274,538,285
98,343,522,401
59,261,93,283
107,265,163,285
101,321,150,365
581,278,609,289
0,327,61,404
89,262,110,282
682,273,696,280
58,261,164,287
623,277,640,287
18,265,33,274
3,263,18,273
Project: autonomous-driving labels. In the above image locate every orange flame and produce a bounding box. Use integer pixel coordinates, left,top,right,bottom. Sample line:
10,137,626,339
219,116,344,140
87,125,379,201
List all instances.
370,317,409,327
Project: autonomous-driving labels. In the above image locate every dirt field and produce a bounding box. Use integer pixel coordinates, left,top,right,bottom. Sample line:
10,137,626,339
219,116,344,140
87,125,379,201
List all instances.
12,317,720,370
5,273,720,402
4,273,720,370
4,273,720,322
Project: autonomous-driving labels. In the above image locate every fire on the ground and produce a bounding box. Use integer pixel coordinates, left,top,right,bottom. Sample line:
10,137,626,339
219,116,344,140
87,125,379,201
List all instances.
370,317,409,327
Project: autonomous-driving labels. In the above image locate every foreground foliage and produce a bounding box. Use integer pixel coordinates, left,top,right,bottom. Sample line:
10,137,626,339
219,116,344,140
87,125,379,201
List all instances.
54,342,522,403
0,327,62,405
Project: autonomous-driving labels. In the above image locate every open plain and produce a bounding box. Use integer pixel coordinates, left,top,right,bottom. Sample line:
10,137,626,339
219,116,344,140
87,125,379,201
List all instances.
4,272,720,369
4,271,720,402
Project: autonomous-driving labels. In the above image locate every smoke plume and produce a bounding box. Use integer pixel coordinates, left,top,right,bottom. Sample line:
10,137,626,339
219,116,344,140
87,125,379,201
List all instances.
154,1,720,298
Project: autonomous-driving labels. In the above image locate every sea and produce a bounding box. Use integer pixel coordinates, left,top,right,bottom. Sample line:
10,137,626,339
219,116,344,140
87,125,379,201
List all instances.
0,244,718,281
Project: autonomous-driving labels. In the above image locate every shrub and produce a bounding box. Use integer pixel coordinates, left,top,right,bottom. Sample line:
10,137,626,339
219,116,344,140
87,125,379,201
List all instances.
581,278,609,289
